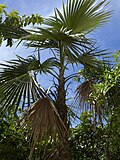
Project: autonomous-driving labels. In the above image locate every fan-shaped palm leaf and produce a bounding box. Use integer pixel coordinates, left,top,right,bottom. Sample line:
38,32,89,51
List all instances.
45,0,111,34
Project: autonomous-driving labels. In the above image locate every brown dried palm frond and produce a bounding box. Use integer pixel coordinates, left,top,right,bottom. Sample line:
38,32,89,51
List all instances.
68,80,93,124
75,80,92,105
71,80,104,127
21,97,67,159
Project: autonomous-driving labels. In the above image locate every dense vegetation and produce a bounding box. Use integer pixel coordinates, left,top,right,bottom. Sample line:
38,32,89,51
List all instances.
0,0,120,160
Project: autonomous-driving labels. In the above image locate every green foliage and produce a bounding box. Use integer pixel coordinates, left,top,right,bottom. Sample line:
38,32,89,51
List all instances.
0,111,29,160
0,3,43,46
23,14,43,26
1,109,120,160
0,109,65,160
0,4,7,15
0,6,43,28
69,112,105,160
73,52,120,159
69,111,120,160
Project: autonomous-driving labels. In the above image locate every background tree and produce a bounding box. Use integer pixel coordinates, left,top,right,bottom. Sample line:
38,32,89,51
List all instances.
72,51,120,159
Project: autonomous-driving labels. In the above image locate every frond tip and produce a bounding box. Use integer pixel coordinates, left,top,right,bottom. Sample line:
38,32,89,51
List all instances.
21,97,67,159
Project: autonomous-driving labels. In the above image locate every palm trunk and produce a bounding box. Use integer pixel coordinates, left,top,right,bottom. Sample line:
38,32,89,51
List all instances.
57,72,68,128
55,71,71,160
55,42,71,160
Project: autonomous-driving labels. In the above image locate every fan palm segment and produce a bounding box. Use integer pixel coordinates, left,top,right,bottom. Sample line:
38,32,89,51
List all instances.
45,0,111,35
0,55,49,113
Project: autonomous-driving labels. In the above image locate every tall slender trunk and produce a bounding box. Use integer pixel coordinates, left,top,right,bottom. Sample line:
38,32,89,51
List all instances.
55,71,71,160
57,71,68,128
55,42,71,160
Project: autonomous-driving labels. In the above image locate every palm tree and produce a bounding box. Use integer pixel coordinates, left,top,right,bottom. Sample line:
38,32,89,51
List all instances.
0,0,111,159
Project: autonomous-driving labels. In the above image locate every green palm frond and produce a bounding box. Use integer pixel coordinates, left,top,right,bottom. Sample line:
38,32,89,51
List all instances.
0,55,47,114
45,0,111,34
21,97,67,159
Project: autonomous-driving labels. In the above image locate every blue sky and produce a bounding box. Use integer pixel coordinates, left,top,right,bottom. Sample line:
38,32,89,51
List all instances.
92,0,120,52
0,0,120,89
